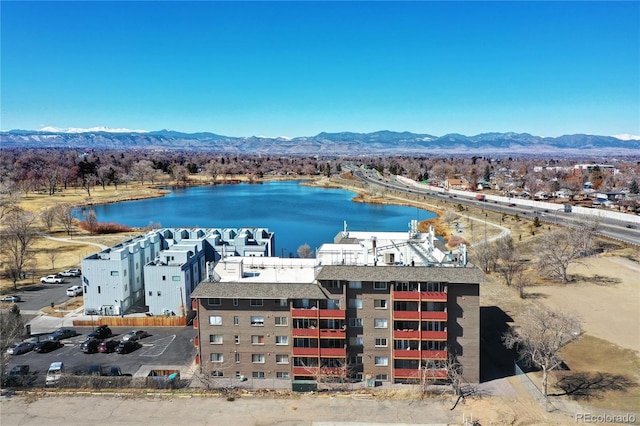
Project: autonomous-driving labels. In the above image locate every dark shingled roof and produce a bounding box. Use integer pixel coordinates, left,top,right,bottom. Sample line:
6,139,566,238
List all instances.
315,265,487,283
191,282,328,299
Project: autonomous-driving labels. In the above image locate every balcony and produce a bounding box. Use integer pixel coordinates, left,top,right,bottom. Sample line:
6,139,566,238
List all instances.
393,311,420,320
293,366,318,376
421,330,447,340
192,318,198,329
420,291,447,301
393,329,420,339
393,291,420,301
422,350,447,360
319,309,345,319
319,329,346,339
292,347,319,356
421,311,447,321
291,308,320,318
394,368,447,379
192,300,198,311
319,347,346,357
393,349,421,359
292,328,319,338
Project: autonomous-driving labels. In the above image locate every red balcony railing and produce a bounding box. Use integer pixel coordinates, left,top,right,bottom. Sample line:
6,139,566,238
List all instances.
393,329,420,339
293,366,318,376
319,309,345,319
393,291,420,300
292,328,319,338
394,368,447,379
422,350,447,359
291,308,319,318
421,330,447,340
319,347,346,357
421,311,447,321
292,347,319,356
393,311,420,320
393,349,421,359
420,291,447,301
319,329,346,338
192,318,198,329
192,300,198,310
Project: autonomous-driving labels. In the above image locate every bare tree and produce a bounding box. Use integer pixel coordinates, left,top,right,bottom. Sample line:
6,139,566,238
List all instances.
297,243,314,258
47,249,60,270
494,236,523,287
83,208,98,235
472,239,498,273
0,209,39,290
535,225,596,283
503,305,581,407
56,203,76,237
40,207,57,232
0,192,20,220
442,209,458,224
0,304,26,380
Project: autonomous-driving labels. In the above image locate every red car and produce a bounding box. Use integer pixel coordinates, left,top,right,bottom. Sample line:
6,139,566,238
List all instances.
98,339,120,353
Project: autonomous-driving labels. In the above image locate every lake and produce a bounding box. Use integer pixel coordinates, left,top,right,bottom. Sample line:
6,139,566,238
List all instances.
76,181,436,256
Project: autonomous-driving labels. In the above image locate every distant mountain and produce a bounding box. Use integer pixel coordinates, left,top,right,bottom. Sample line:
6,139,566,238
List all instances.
1,129,638,156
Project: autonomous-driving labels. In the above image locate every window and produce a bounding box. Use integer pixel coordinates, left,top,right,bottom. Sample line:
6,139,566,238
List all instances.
349,355,363,364
348,281,362,289
97,286,101,294
276,354,289,364
374,356,388,366
374,318,388,329
325,280,341,289
276,372,290,379
374,282,388,290
275,316,288,326
349,318,363,327
375,374,388,381
210,353,224,363
250,298,263,307
276,298,287,307
235,353,240,363
211,370,224,377
172,276,180,281
250,316,264,326
157,291,161,296
275,336,288,345
252,354,265,364
148,291,152,297
252,371,265,379
349,336,363,346
233,298,239,307
110,271,119,276
162,276,166,281
375,338,388,347
233,316,239,326
208,298,221,307
209,334,223,344
349,299,363,309
251,335,265,345
374,299,388,309
209,315,222,326
234,335,240,344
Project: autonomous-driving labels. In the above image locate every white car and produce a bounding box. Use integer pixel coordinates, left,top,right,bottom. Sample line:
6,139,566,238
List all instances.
40,275,64,284
59,269,81,277
45,362,64,386
66,285,82,297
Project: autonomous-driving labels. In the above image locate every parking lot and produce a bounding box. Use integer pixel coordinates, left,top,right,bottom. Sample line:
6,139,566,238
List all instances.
5,326,197,383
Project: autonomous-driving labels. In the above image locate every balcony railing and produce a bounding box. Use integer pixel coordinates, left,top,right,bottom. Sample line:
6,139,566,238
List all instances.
319,309,345,319
293,366,318,376
291,308,319,318
421,330,447,340
319,329,346,339
422,350,447,359
292,347,319,356
393,349,421,359
393,310,447,321
394,368,447,379
319,347,346,357
421,311,447,321
393,329,420,339
292,328,319,338
392,291,447,301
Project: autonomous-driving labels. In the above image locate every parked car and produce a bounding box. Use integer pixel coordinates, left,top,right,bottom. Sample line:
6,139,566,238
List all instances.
45,362,63,386
66,285,83,297
0,295,21,303
34,339,64,353
116,340,140,354
97,339,120,354
88,325,112,339
6,341,34,355
87,364,103,376
105,366,131,377
80,338,102,354
3,365,30,387
49,328,78,340
59,268,81,277
122,330,149,342
40,275,64,284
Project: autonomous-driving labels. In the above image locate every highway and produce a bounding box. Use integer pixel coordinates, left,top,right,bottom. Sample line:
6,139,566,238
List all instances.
351,167,640,247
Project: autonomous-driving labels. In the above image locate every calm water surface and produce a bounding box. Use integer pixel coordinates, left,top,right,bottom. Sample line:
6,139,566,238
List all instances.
77,181,435,256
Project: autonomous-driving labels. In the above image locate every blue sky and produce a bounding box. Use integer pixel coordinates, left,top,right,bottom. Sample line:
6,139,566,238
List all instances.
2,1,638,137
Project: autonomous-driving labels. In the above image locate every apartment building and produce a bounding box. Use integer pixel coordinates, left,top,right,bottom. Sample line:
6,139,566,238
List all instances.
191,224,485,386
82,227,274,316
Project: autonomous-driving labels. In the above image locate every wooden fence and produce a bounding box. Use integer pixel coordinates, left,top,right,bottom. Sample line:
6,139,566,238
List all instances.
73,316,187,327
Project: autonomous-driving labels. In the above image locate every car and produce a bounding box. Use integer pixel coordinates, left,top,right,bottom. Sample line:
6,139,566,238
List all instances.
40,275,64,284
80,338,103,354
87,364,103,376
45,362,64,386
122,330,149,342
6,341,34,355
34,339,63,353
59,268,81,277
3,365,30,387
66,285,83,297
105,366,131,377
49,328,78,340
508,203,516,207
97,339,120,353
88,325,113,340
0,295,21,303
116,340,140,354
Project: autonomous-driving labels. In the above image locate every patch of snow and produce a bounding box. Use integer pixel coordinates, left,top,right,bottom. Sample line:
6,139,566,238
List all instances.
39,126,149,133
612,134,640,141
